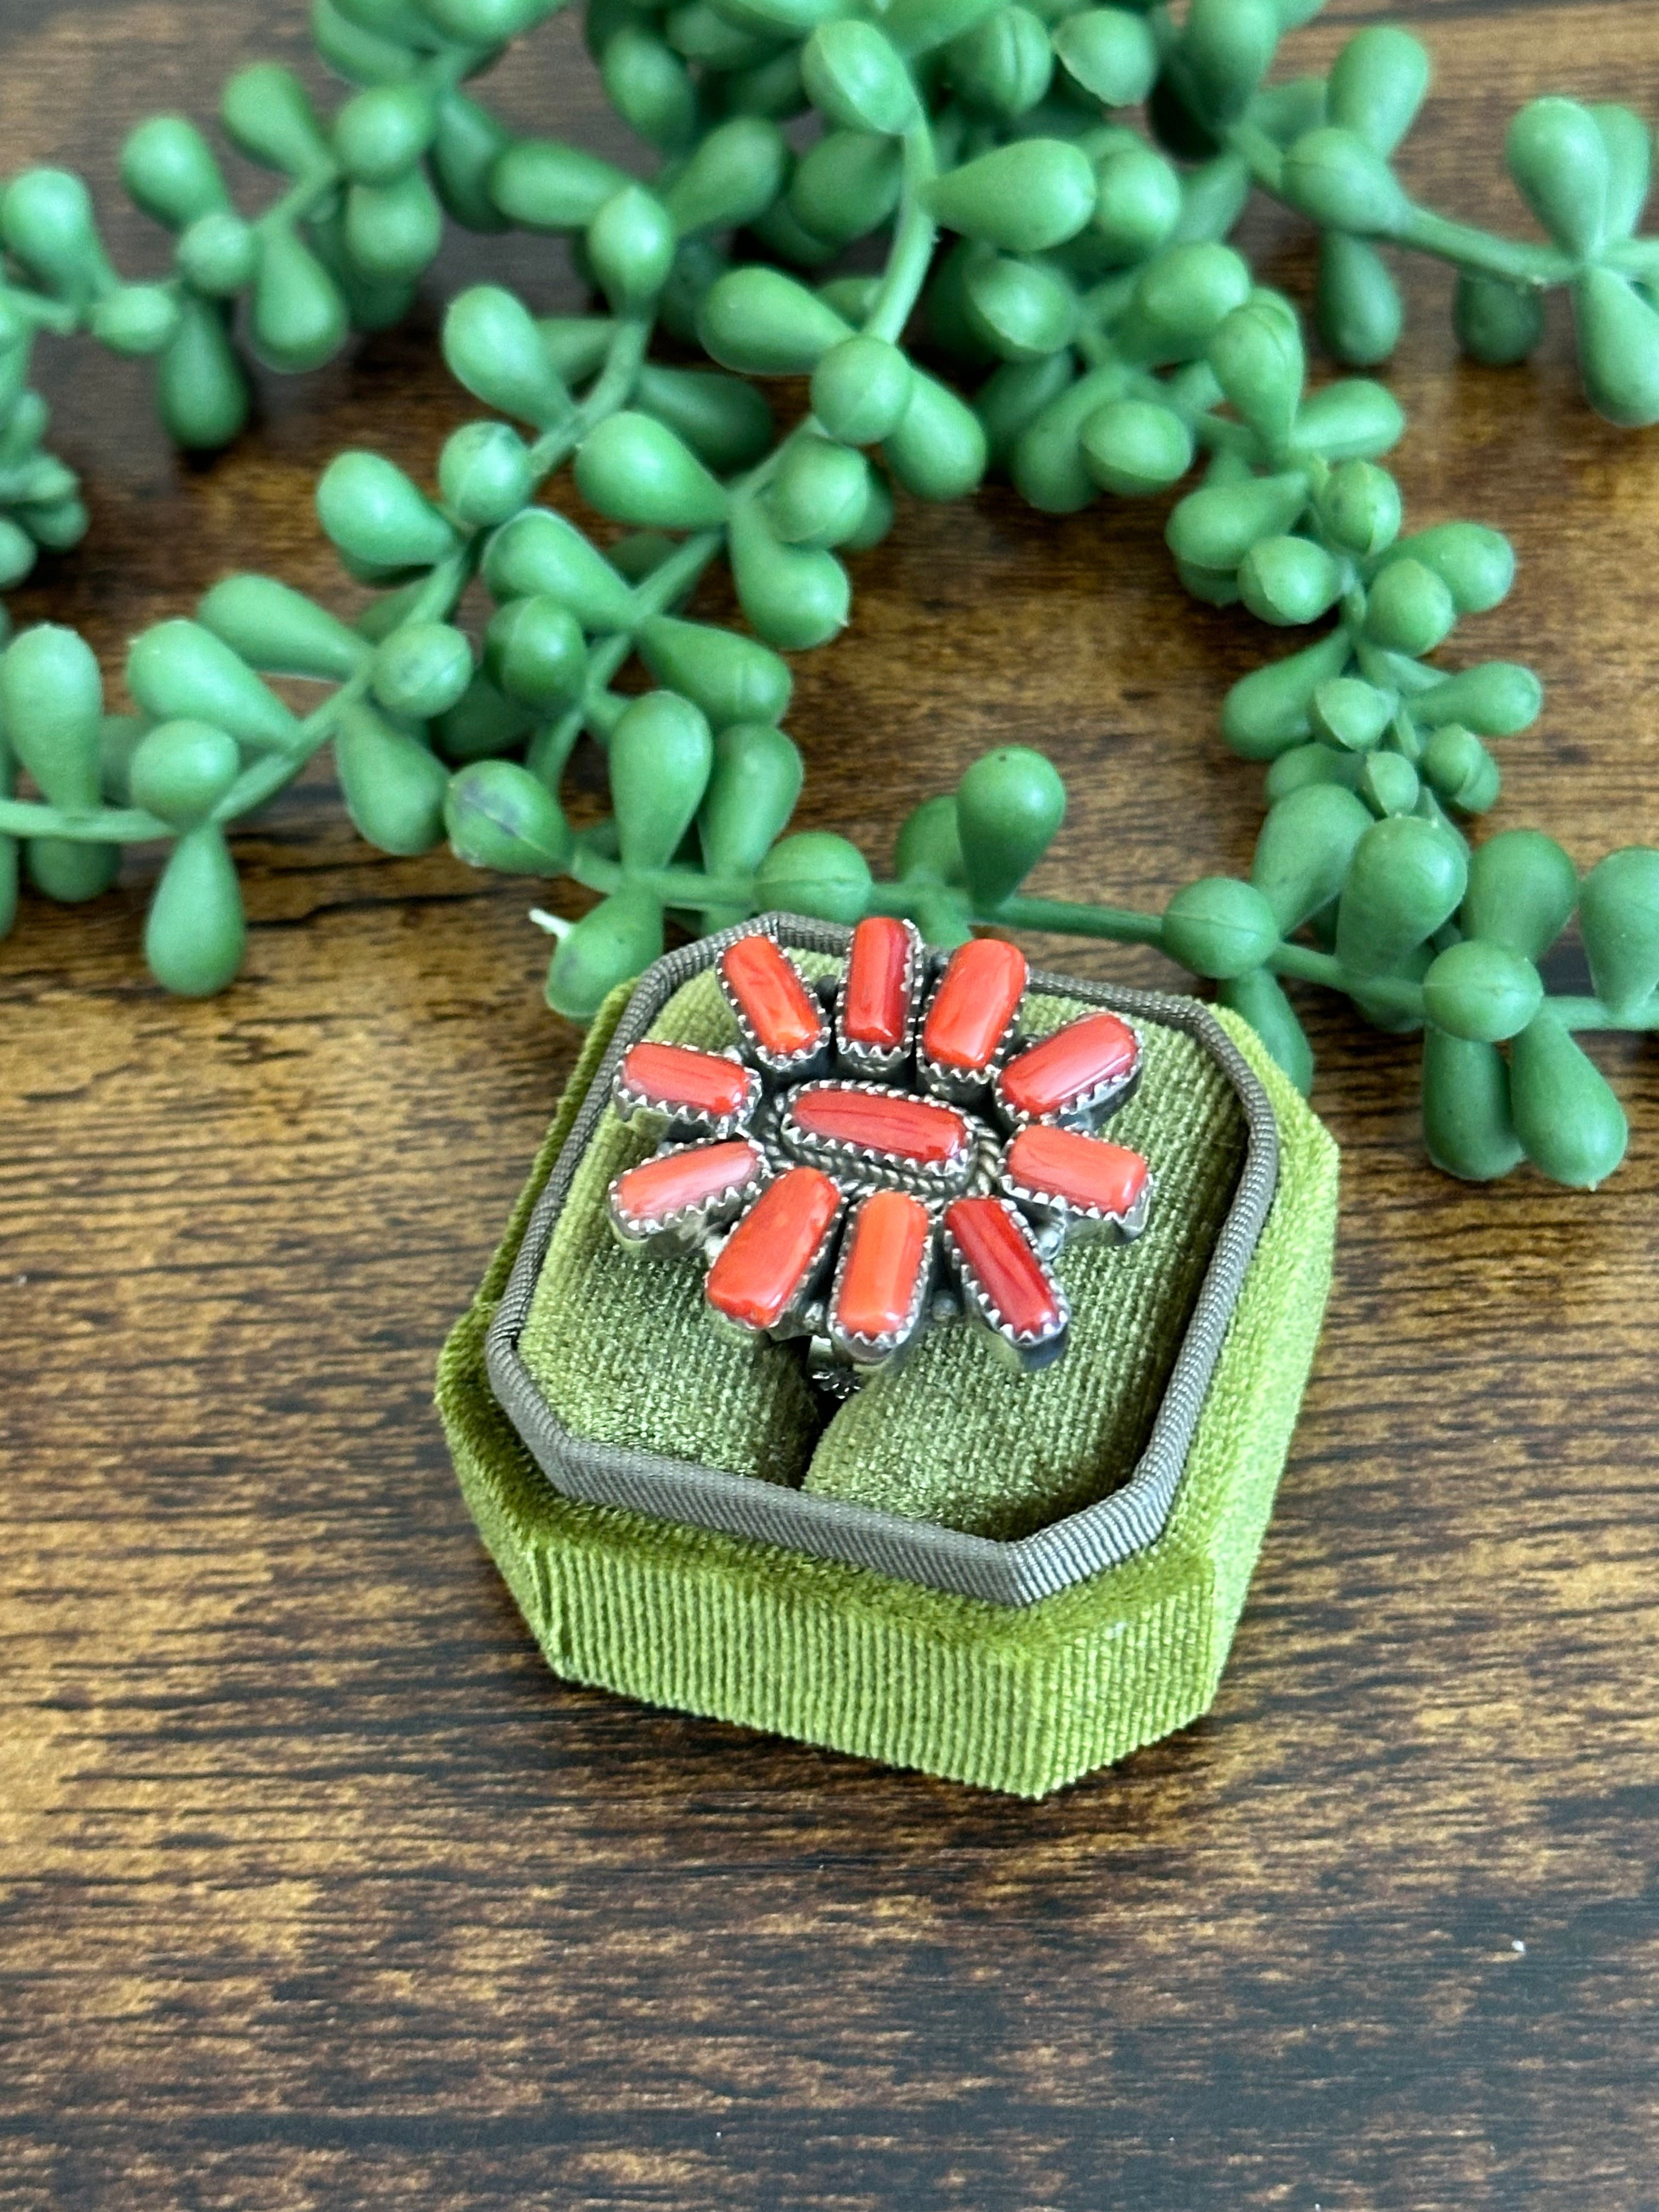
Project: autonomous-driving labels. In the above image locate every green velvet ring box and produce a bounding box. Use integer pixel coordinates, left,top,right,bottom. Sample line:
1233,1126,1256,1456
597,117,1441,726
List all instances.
437,918,1339,1797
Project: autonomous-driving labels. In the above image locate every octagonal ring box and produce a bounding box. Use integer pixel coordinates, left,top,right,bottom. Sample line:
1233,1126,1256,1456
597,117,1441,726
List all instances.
437,916,1339,1798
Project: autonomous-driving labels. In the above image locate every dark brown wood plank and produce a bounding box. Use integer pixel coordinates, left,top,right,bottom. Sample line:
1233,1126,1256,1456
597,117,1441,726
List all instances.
2,5,1657,2208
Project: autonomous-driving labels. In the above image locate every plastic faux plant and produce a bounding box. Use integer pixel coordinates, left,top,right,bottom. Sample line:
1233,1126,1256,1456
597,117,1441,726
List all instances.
0,0,1656,1192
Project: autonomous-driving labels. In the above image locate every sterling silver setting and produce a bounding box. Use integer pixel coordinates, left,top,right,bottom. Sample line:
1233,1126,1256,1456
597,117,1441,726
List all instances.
992,1040,1143,1135
833,916,924,1083
914,1015,1024,1109
715,925,831,1083
605,1136,770,1252
612,1049,761,1141
939,1196,1073,1373
773,1078,979,1198
701,1172,846,1348
604,919,1158,1387
825,1189,941,1372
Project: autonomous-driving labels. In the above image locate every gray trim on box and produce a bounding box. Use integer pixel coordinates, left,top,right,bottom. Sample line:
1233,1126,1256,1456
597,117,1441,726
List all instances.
486,916,1281,1610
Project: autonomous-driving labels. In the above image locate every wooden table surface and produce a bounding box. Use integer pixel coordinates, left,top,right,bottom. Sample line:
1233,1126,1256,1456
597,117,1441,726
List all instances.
4,4,1657,2206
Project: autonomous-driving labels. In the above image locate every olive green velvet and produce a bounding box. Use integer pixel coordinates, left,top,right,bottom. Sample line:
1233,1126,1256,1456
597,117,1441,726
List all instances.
520,969,1248,1534
518,958,839,1487
803,988,1247,1536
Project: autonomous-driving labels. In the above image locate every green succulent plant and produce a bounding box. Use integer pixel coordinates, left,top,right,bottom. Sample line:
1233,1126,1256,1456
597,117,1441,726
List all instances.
0,0,1656,1189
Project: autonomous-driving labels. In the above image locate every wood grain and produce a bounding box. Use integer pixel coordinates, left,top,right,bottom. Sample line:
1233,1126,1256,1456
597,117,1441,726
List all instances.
3,5,1658,2208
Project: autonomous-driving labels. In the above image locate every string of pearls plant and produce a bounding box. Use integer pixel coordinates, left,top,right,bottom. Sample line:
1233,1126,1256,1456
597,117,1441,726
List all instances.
1,0,1656,1189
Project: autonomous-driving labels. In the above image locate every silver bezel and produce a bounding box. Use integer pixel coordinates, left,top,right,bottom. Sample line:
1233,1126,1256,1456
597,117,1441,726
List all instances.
998,1158,1156,1248
825,1188,939,1370
833,916,924,1084
941,1195,1071,1374
703,1173,845,1347
607,1137,770,1252
716,924,830,1085
915,962,1028,1106
992,1017,1145,1133
775,1077,978,1199
612,1043,762,1141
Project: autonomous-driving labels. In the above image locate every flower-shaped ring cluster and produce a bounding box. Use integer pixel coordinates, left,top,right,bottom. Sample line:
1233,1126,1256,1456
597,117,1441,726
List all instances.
605,921,1156,1389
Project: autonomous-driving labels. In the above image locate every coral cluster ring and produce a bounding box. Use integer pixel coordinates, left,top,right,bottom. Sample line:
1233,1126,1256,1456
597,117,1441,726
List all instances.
606,919,1155,1389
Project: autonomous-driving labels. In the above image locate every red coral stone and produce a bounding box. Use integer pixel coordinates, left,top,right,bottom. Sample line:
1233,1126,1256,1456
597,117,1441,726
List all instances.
1005,1124,1149,1218
944,1196,1062,1339
842,916,914,1049
998,1011,1139,1121
706,1166,840,1330
720,934,825,1058
619,1040,753,1121
612,1139,764,1231
921,938,1028,1071
789,1084,970,1167
833,1189,932,1344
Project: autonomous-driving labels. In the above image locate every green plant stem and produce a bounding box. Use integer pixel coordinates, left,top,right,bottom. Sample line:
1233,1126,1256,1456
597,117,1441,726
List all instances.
994,891,1433,1017
259,41,466,240
0,554,480,855
0,303,659,854
0,547,481,851
712,109,946,528
537,111,950,822
534,105,949,802
1124,363,1254,454
1,289,78,337
257,165,350,247
995,892,1167,947
211,544,481,830
534,522,725,802
1550,997,1659,1032
1226,118,1286,197
514,838,1659,1033
0,798,164,841
568,849,622,894
6,41,478,350
1220,71,1574,296
865,122,941,346
528,312,652,475
641,867,755,906
1390,205,1569,289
